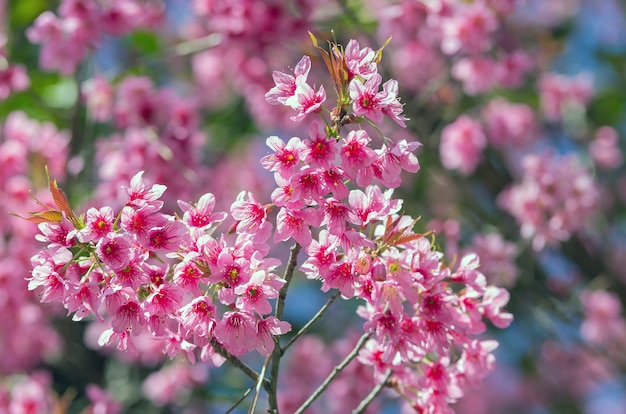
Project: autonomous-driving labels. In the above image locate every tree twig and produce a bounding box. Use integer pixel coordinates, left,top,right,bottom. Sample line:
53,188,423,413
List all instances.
281,291,341,354
248,354,270,414
294,332,372,414
352,368,393,414
267,242,302,413
225,384,254,414
275,243,302,321
209,338,270,391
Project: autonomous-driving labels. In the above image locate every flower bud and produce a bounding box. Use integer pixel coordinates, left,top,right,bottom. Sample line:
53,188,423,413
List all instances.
371,261,386,281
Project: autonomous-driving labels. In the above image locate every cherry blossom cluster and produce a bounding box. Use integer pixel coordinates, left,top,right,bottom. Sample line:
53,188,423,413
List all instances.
30,172,291,360
27,37,513,412
27,0,164,74
580,289,626,348
376,0,533,97
439,98,540,175
473,233,519,287
0,112,70,373
0,372,59,413
82,75,211,208
498,150,599,251
589,126,624,170
0,372,121,414
263,38,512,411
0,35,29,100
186,0,321,129
539,73,594,123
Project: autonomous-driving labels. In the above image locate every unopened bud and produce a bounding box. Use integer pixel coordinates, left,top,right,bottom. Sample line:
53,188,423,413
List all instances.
371,262,386,281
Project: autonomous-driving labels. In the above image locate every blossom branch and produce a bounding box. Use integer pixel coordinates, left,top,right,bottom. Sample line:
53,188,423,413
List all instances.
225,383,254,414
267,242,302,412
352,368,393,414
294,332,372,414
275,243,302,321
248,354,269,414
209,338,270,391
281,291,341,354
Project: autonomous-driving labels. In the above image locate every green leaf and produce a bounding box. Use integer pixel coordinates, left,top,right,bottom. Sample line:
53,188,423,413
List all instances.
41,77,78,109
10,0,47,26
127,31,161,55
588,91,625,126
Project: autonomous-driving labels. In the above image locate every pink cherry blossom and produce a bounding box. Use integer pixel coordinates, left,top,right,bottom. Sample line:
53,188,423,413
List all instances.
589,126,623,170
452,56,498,95
539,72,594,122
441,2,497,55
303,120,338,168
439,115,486,175
301,229,339,280
178,192,227,231
340,129,377,180
0,64,29,100
78,206,115,243
342,39,377,81
214,310,257,356
234,270,279,315
349,74,388,123
274,207,321,247
289,166,325,203
255,316,292,355
85,384,122,414
147,219,187,252
265,55,312,106
499,150,599,250
260,136,305,178
290,82,326,122
111,299,144,334
468,233,518,288
482,98,538,148
124,171,167,209
178,296,217,341
35,218,75,247
82,76,114,122
230,191,268,234
26,11,96,74
96,233,132,271
480,286,513,329
348,185,401,227
580,289,626,346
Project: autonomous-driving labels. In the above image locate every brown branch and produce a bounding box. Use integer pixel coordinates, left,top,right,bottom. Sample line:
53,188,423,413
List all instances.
294,332,372,414
352,368,393,414
267,242,302,413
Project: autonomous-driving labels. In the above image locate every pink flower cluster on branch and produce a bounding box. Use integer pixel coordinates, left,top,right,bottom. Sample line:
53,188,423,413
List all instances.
499,150,599,251
27,35,512,412
27,0,164,74
30,170,290,361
